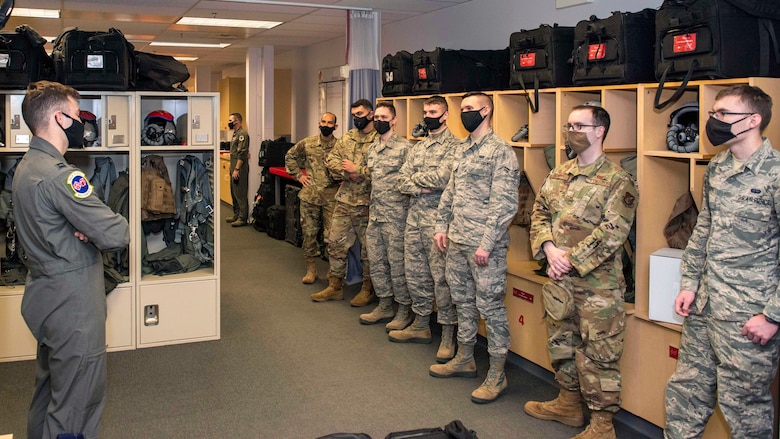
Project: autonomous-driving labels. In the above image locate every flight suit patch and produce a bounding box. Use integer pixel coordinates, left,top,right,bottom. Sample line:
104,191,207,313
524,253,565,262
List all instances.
67,171,93,199
622,191,635,208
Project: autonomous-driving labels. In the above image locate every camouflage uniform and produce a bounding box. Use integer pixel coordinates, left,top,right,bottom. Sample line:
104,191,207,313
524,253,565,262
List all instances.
325,128,377,278
285,134,338,259
435,128,519,356
365,133,411,302
398,128,459,323
665,139,780,439
229,126,250,221
530,153,638,413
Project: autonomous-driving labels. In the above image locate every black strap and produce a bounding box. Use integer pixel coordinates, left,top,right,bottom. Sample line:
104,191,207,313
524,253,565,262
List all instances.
654,59,698,110
517,74,539,113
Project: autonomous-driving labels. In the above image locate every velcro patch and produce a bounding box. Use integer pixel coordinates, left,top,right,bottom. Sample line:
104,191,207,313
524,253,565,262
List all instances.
67,171,92,199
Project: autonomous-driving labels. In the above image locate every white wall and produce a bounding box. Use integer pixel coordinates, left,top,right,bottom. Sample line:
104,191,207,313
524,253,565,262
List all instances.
278,0,663,142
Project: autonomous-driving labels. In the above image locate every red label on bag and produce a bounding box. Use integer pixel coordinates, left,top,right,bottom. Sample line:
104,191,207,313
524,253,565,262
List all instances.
669,346,679,359
417,67,427,80
519,53,536,67
588,43,606,60
513,288,534,303
673,33,697,53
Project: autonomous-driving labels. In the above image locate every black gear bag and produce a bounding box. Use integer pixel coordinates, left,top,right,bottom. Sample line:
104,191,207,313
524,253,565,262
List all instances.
412,48,510,95
51,27,135,90
653,0,780,109
571,9,657,86
0,25,54,89
381,50,414,97
257,136,294,168
509,24,575,112
134,51,190,91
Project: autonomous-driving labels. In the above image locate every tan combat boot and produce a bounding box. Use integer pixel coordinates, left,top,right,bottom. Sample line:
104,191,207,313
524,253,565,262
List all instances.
301,258,318,284
523,388,585,428
572,411,616,439
471,354,508,404
350,277,375,307
385,303,412,332
359,297,395,324
388,314,432,344
435,324,456,363
310,275,344,302
429,342,477,378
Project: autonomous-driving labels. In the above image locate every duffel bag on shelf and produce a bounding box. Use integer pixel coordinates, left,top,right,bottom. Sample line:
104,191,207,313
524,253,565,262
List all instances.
653,0,780,109
51,27,135,90
412,47,509,95
571,9,656,86
509,24,575,112
0,25,54,89
381,50,414,97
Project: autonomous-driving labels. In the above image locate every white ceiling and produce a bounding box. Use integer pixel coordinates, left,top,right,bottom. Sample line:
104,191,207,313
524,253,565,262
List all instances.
5,0,472,76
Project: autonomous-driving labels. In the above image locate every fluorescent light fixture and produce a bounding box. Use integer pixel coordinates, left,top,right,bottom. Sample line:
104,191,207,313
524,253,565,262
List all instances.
176,17,282,29
174,56,199,62
221,0,371,10
13,8,60,18
150,41,231,48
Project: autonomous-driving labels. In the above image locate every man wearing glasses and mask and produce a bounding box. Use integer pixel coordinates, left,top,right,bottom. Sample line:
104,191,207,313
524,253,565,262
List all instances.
664,85,780,439
527,104,638,439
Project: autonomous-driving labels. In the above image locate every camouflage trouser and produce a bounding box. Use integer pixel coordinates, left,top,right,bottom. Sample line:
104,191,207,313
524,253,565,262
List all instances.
327,202,369,279
546,284,625,412
664,313,780,439
445,240,509,356
299,195,336,259
405,221,455,324
366,219,409,303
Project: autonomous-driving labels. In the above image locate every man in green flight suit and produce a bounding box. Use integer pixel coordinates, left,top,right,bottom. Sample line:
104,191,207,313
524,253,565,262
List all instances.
226,112,250,227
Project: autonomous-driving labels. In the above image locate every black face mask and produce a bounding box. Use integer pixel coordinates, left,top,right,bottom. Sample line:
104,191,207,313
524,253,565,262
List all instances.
373,119,391,135
353,115,371,130
424,116,444,131
705,115,752,146
60,112,85,149
228,121,236,130
461,107,485,133
319,125,335,137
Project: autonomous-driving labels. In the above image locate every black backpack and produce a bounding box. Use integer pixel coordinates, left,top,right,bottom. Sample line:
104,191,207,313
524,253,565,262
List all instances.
381,50,414,97
0,24,54,89
51,27,135,90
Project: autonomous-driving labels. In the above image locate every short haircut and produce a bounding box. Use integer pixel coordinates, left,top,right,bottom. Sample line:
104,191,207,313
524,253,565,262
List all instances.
323,112,337,124
375,101,396,118
424,95,448,110
351,99,373,111
572,104,611,142
230,112,243,122
22,81,80,135
716,84,773,131
462,92,493,113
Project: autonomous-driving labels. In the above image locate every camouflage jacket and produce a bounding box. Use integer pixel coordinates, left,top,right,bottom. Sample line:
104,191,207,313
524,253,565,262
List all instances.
681,138,780,322
365,132,411,222
398,128,460,228
326,128,377,207
435,128,519,251
285,134,338,206
530,154,638,289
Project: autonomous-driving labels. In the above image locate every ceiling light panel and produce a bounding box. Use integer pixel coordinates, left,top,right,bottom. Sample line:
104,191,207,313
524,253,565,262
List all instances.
150,41,231,48
176,17,282,29
13,8,60,18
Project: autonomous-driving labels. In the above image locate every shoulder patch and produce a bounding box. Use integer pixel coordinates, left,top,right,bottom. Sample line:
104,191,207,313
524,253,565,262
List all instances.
622,191,636,208
239,135,245,142
66,170,93,199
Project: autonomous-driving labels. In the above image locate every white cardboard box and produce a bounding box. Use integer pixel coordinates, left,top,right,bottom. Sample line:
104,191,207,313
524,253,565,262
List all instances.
649,248,685,325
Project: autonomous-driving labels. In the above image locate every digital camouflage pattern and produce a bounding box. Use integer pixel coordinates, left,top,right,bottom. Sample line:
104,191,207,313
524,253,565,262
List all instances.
285,134,338,258
398,128,459,322
665,138,780,439
530,153,638,412
365,132,411,301
324,128,377,278
436,128,519,355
